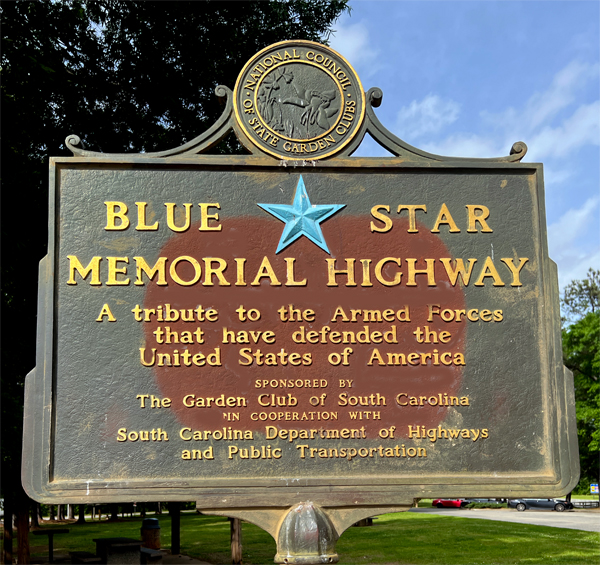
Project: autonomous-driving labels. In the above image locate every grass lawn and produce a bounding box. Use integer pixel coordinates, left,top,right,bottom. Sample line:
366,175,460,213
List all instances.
26,510,599,565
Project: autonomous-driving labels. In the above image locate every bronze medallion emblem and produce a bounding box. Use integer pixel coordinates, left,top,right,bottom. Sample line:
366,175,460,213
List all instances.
234,40,365,160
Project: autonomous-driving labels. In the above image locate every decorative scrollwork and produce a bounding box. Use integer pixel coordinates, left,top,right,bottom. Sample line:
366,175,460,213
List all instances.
65,82,528,163
344,86,528,162
510,141,528,159
368,87,383,108
65,86,248,158
214,84,229,100
65,135,87,155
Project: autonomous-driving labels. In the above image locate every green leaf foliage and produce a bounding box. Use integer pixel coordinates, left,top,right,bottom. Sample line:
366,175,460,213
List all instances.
561,269,600,493
561,268,599,324
562,310,600,492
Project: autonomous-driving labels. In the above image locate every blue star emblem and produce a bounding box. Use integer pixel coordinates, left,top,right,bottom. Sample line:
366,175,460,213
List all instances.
258,176,345,254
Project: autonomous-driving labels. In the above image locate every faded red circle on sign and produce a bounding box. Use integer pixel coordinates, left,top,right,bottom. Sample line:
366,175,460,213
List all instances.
143,216,465,436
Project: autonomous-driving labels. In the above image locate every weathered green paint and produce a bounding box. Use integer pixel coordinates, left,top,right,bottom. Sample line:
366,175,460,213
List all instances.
23,157,578,500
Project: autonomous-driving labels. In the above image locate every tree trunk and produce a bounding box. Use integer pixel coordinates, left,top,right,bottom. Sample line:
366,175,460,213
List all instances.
77,504,86,525
30,500,40,530
109,503,119,522
16,499,30,564
68,504,75,519
3,497,13,565
169,502,181,555
230,517,242,564
49,505,56,521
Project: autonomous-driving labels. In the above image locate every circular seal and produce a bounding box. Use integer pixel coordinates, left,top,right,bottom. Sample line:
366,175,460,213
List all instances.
234,40,365,160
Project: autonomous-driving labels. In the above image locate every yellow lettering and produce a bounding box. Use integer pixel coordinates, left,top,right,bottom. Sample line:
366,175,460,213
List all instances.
374,258,402,286
105,202,129,230
397,205,427,232
133,256,167,286
431,203,460,233
500,257,529,286
370,205,392,233
165,203,192,232
135,202,159,230
474,257,505,286
440,258,476,286
199,203,222,231
466,205,493,232
67,255,102,285
96,303,116,322
251,256,281,286
106,256,130,285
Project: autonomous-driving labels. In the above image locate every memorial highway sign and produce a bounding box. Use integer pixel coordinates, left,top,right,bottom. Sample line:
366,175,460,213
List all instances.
23,40,578,560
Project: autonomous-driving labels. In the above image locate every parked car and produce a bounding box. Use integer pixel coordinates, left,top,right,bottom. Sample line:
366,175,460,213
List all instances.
508,498,573,512
432,499,468,508
464,498,507,507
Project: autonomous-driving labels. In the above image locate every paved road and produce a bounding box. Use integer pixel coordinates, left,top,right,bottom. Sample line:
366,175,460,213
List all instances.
409,507,600,533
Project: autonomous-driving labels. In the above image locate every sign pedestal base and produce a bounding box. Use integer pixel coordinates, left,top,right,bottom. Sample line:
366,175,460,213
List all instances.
201,503,413,564
275,502,338,564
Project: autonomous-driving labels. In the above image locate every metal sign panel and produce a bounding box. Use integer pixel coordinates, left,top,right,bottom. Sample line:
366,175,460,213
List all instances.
23,41,578,513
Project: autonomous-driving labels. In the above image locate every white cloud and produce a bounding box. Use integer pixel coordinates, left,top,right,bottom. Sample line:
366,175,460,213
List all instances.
557,248,600,291
396,95,460,141
329,20,379,74
542,167,573,187
522,60,598,131
547,197,600,288
419,133,504,159
527,100,600,161
398,60,599,161
483,61,599,161
548,196,598,251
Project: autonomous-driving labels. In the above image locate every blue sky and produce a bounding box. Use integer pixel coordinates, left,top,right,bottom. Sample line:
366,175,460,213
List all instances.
330,0,599,291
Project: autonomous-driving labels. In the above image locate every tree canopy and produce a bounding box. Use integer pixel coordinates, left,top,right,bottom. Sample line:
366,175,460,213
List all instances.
2,0,350,155
562,268,600,324
561,270,600,493
1,0,349,504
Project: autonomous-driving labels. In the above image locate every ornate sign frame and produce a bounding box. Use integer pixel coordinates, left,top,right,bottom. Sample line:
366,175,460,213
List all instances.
23,40,578,562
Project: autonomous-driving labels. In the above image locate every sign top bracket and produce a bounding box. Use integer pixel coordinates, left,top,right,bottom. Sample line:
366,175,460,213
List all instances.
65,40,527,164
